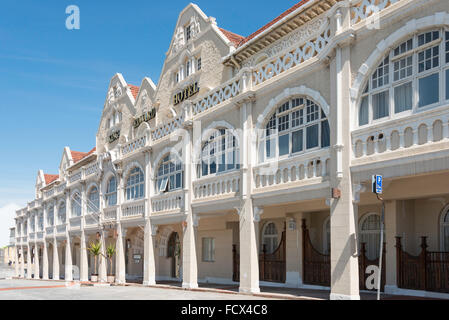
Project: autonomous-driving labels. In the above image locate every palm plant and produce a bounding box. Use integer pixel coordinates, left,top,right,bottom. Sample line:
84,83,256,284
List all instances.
87,241,102,276
105,244,116,276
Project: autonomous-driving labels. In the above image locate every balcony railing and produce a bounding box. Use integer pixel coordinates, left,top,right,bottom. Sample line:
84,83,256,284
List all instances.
151,115,184,142
193,171,241,201
253,150,330,191
122,136,147,156
44,188,55,199
352,107,449,160
56,182,67,194
69,217,81,229
36,232,44,240
46,226,54,236
84,162,99,177
152,190,184,213
351,0,402,26
84,213,100,226
69,170,83,184
103,207,117,221
121,199,146,219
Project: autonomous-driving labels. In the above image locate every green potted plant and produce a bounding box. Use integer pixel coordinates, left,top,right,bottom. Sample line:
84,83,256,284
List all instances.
105,244,116,283
87,241,101,282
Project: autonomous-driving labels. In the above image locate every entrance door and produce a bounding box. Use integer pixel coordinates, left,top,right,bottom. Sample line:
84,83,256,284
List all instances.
167,232,181,279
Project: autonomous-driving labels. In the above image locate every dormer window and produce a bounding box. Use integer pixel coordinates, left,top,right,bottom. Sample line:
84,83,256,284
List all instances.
186,25,192,41
186,61,191,77
197,57,202,71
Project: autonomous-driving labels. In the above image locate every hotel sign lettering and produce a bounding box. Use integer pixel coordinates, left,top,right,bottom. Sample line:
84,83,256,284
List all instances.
173,82,199,105
133,108,156,129
109,130,120,143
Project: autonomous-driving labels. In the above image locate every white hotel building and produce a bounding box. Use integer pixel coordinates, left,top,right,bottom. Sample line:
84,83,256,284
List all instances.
11,0,449,299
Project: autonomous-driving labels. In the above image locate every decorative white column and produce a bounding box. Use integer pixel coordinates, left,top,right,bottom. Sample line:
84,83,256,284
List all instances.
143,219,156,286
115,224,126,284
20,246,25,278
42,241,49,280
329,7,360,300
238,99,260,294
80,231,89,282
26,244,32,279
14,246,19,278
99,231,107,283
52,239,59,280
181,124,198,289
65,237,73,281
34,243,40,279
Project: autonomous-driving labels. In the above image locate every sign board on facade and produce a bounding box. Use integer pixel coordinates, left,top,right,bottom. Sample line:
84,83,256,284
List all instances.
133,109,156,129
173,82,200,105
372,175,383,194
109,130,120,143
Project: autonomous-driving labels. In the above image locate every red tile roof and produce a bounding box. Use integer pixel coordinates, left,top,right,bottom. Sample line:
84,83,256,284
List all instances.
128,85,140,99
238,0,310,47
71,147,96,164
219,28,245,47
44,174,59,185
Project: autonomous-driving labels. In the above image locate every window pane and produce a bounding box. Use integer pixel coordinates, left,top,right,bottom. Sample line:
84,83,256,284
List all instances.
291,130,303,154
321,120,330,148
394,82,413,113
372,91,389,120
266,138,275,159
279,134,289,156
359,96,369,126
306,124,319,149
446,69,449,100
419,73,439,107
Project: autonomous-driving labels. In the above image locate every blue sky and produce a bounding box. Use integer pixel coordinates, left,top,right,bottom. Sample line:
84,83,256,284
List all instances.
0,0,298,242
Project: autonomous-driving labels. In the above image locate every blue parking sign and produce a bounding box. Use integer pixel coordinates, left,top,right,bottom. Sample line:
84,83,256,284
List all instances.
372,175,383,194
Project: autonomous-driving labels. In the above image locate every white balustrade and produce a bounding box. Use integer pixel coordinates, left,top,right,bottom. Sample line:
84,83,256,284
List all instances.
56,182,66,194
56,225,67,235
152,190,184,213
253,150,330,190
103,207,117,221
122,136,147,156
44,188,55,198
352,109,449,159
351,0,400,25
121,199,146,219
70,217,81,229
85,213,100,226
192,77,243,116
151,115,185,141
84,162,99,177
69,170,83,184
36,232,44,240
193,171,241,200
253,25,331,87
46,227,54,236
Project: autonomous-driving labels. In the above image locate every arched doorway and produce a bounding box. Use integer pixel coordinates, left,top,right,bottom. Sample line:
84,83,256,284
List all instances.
167,232,181,279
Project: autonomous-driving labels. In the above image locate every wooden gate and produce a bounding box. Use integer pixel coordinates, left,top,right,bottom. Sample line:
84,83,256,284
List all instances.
302,220,386,291
396,236,449,293
259,231,286,283
302,220,330,286
232,230,286,283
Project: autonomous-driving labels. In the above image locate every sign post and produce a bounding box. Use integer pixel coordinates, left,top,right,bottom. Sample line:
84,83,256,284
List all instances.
372,175,384,301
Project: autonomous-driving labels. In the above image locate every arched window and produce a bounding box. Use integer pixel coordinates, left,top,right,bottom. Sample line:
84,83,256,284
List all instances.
359,213,384,260
359,29,449,127
105,176,117,207
199,128,239,178
323,218,331,254
71,193,81,217
157,154,183,193
47,206,54,226
38,212,44,231
441,209,449,251
259,97,330,163
58,202,66,224
126,167,145,200
262,222,278,254
87,186,100,213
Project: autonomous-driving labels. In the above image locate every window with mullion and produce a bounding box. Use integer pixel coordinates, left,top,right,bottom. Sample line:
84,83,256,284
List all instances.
157,155,183,193
359,29,448,127
260,98,329,163
126,167,145,200
105,177,117,207
200,129,239,178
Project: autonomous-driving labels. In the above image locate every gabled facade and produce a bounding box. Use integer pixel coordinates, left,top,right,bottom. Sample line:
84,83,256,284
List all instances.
12,0,449,299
